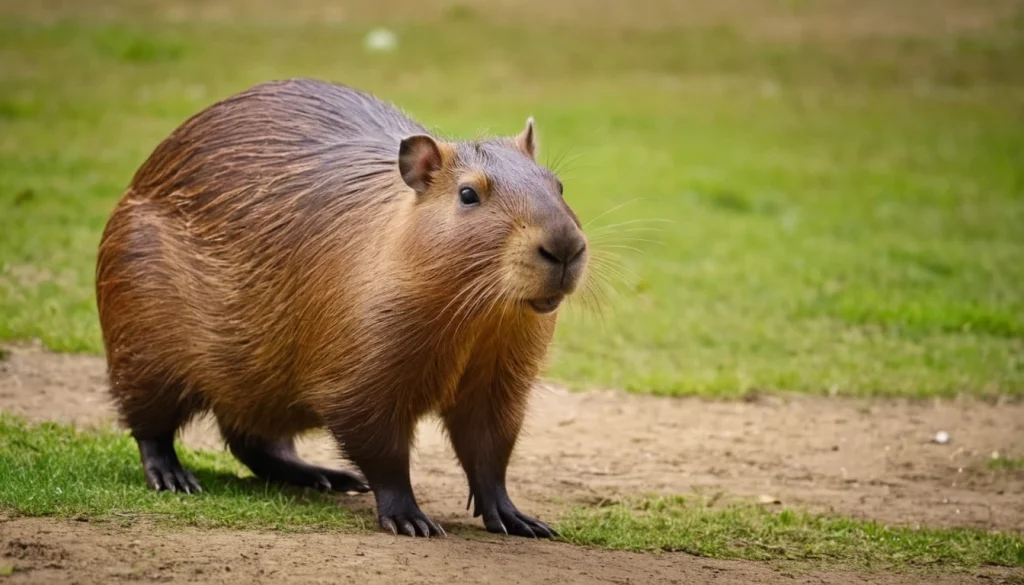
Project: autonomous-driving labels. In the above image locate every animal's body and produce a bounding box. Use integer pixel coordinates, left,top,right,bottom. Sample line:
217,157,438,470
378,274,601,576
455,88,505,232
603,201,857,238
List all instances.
95,78,588,537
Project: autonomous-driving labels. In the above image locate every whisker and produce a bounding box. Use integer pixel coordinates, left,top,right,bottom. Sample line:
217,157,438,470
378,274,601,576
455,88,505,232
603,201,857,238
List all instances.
593,258,638,281
438,273,495,337
589,229,667,240
424,261,501,326
589,237,666,247
551,161,592,178
446,272,505,339
546,150,585,176
591,244,644,254
586,218,673,234
588,264,635,289
589,255,637,275
582,198,653,228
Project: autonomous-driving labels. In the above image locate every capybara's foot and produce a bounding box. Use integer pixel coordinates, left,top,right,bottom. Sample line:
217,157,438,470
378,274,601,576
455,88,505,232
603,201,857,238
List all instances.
486,507,556,539
226,434,369,493
137,434,202,494
252,460,369,493
471,489,557,538
375,487,446,538
309,466,370,493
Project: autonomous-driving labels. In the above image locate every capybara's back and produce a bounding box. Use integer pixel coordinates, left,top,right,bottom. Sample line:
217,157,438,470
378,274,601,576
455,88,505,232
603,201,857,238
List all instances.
96,78,589,538
97,79,425,442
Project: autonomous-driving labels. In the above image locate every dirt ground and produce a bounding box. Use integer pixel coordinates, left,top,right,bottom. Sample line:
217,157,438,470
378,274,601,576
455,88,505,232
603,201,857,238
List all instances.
1,342,1022,584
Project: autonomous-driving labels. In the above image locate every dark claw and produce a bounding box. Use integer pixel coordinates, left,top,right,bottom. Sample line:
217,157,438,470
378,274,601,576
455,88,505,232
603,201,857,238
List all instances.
144,469,161,491
413,518,431,537
519,513,557,538
534,523,556,538
375,484,444,538
483,511,509,535
174,470,198,494
138,434,203,495
161,471,178,492
479,498,556,539
508,517,536,538
380,517,398,536
377,504,445,538
320,469,370,493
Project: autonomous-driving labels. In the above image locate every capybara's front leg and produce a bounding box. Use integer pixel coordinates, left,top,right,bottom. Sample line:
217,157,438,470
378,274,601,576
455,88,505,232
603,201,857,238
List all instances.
443,383,556,538
332,417,445,538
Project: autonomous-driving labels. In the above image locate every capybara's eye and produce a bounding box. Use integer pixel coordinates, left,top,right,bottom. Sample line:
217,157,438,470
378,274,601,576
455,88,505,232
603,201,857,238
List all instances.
557,180,564,196
459,186,480,207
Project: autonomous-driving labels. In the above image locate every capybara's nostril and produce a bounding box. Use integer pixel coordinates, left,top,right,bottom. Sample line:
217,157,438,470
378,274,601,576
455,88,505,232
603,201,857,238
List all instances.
537,245,561,265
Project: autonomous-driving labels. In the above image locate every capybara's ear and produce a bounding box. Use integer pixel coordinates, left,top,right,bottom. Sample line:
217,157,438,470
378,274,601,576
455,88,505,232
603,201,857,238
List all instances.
514,117,536,159
398,135,444,193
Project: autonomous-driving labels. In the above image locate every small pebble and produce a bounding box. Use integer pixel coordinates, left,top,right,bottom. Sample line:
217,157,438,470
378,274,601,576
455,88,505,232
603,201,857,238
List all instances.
933,431,950,444
364,28,398,52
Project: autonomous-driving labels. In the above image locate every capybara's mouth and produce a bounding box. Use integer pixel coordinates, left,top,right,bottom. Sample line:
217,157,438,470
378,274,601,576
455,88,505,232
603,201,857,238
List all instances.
527,295,564,314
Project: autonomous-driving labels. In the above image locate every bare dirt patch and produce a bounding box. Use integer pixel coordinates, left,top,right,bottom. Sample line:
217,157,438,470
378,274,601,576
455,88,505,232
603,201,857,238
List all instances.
1,342,1023,584
0,517,1020,585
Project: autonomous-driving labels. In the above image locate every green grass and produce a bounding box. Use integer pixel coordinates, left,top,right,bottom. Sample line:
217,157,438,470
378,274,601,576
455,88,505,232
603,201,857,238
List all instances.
560,496,1024,570
1,2,1023,397
989,456,1024,472
3,415,1021,569
0,415,370,531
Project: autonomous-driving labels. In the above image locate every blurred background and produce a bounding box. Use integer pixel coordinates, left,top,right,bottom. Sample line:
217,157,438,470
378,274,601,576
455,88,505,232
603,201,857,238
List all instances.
1,0,1022,398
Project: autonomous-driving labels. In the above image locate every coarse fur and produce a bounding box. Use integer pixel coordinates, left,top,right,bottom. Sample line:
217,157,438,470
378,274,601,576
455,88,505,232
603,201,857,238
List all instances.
95,78,589,538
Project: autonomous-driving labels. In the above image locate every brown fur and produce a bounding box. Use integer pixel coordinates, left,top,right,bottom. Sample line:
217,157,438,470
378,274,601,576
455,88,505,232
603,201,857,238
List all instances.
95,78,588,537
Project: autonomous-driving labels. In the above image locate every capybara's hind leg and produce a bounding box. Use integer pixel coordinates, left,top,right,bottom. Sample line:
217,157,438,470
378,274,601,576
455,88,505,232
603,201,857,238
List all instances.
111,374,205,494
220,429,369,493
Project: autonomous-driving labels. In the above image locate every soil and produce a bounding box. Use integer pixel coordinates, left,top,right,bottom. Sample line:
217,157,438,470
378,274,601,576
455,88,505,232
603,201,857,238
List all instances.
1,342,1022,584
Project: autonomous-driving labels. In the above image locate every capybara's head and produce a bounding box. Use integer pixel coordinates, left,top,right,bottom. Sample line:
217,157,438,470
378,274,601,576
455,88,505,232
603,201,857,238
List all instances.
396,118,588,315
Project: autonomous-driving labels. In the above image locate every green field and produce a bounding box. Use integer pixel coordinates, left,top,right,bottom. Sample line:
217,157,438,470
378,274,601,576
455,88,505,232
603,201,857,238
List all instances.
1,3,1023,399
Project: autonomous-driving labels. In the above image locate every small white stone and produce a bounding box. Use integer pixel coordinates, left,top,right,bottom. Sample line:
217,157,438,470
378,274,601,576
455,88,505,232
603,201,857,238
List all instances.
933,431,950,444
364,28,398,52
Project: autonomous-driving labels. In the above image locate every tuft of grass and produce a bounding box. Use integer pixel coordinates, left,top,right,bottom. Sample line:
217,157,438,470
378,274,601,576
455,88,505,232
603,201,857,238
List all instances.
989,456,1024,472
559,496,1024,570
1,2,1023,397
0,415,371,532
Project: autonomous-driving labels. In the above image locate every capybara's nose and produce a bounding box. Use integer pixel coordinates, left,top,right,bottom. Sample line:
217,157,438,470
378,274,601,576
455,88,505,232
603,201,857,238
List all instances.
537,229,586,270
